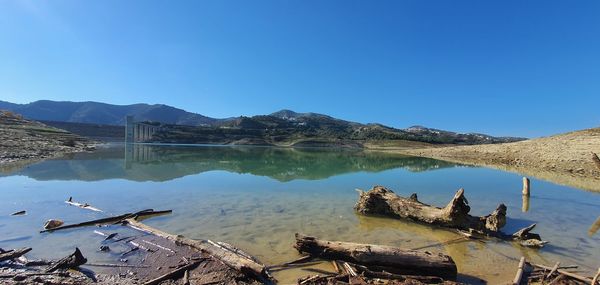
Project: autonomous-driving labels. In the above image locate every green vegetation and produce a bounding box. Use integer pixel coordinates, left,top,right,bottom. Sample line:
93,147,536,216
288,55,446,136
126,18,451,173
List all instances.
152,110,524,147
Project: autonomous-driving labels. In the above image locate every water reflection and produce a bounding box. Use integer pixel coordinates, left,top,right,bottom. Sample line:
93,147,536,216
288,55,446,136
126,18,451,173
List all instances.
7,144,464,182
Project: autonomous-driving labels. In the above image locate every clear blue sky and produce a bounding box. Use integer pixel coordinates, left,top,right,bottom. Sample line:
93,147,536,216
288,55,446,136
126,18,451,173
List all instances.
1,1,599,137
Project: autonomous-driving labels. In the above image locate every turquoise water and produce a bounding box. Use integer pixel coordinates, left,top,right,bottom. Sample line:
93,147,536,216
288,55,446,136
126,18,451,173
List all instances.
0,144,598,284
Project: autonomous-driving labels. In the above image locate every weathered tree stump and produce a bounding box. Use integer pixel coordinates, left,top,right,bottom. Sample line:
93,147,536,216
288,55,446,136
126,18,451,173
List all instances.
294,233,458,280
45,248,87,272
355,186,507,233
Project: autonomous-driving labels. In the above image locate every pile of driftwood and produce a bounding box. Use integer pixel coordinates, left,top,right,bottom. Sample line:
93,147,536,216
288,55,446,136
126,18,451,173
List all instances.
1,197,273,285
510,257,600,285
355,186,548,247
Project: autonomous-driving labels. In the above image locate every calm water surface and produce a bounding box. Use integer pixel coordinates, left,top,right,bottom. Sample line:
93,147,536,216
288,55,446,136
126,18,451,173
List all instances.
0,144,598,284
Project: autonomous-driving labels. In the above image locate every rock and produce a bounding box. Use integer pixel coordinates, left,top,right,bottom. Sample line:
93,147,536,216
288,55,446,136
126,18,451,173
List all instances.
520,239,549,248
43,219,64,230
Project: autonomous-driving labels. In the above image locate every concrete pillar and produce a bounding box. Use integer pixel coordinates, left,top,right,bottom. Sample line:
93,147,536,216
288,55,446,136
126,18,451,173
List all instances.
125,116,134,143
134,124,139,142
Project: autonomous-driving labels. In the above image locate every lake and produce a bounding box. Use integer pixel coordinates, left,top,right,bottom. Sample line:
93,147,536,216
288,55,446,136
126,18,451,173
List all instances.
0,144,598,284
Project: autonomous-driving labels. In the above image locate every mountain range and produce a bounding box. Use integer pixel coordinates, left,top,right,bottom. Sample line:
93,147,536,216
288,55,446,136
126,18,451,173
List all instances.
0,100,218,126
0,100,525,145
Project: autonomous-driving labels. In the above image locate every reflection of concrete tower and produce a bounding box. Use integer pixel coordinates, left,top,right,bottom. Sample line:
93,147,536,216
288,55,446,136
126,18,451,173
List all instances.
125,116,134,169
125,116,134,143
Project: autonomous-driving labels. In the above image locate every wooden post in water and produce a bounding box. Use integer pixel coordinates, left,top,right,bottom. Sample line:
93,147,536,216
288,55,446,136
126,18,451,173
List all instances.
522,177,530,196
522,195,530,212
521,177,530,212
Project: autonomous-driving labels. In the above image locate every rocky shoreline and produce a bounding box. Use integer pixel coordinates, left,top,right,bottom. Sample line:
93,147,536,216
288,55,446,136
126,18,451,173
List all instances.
0,111,96,166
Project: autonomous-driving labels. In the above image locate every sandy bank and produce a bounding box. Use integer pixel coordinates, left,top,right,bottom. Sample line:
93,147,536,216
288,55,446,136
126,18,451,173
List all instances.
394,127,600,192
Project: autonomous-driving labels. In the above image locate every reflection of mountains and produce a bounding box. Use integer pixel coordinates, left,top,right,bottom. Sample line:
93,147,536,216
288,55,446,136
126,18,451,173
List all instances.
11,145,462,182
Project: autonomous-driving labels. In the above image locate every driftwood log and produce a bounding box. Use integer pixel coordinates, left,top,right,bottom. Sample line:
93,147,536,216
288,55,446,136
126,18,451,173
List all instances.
39,209,172,233
294,233,457,280
65,197,102,212
125,218,272,283
0,247,32,263
297,273,462,285
355,186,506,233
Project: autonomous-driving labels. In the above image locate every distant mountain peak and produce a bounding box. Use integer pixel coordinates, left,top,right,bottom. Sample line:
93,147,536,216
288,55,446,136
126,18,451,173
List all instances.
270,109,303,119
406,125,429,131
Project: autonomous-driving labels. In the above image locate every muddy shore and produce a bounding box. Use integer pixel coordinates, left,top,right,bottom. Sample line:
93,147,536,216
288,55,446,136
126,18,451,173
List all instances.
393,127,600,192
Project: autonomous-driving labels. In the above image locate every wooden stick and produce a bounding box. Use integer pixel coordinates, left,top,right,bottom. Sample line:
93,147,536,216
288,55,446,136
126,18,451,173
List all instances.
143,260,201,285
331,260,340,273
40,210,172,233
299,275,321,285
0,272,68,278
0,247,32,262
85,263,149,268
547,274,564,285
301,268,338,276
267,261,323,272
591,268,600,285
267,255,312,269
349,262,445,283
183,269,190,285
546,262,560,279
410,236,470,250
140,239,175,253
532,263,594,284
65,197,102,212
342,262,357,277
513,257,525,285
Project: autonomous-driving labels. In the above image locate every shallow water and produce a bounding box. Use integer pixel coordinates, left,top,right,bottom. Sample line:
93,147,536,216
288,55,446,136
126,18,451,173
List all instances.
0,144,598,284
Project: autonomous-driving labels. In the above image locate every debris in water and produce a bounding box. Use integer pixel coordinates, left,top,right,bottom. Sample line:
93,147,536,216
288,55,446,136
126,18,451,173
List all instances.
43,219,64,230
10,210,26,216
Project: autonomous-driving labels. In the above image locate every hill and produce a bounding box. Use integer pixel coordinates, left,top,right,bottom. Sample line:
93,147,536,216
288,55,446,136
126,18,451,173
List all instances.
399,127,600,192
0,110,94,165
0,100,524,146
